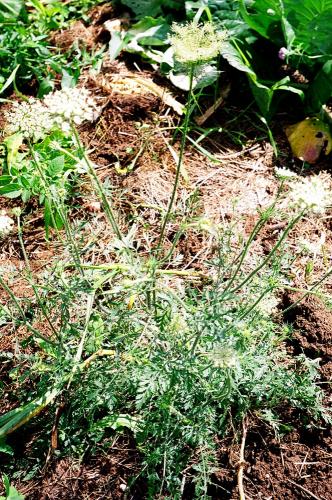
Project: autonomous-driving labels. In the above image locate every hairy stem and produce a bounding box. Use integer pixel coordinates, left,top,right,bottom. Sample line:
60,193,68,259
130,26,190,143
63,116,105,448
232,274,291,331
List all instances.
156,64,196,256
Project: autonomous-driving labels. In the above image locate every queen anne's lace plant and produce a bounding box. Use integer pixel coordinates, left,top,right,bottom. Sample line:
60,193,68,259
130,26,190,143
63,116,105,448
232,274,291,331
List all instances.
0,214,14,238
43,87,97,132
288,173,332,214
4,99,54,142
169,21,226,65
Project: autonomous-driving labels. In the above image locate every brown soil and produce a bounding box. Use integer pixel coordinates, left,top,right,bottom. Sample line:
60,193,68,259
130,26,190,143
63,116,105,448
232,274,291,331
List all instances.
18,437,144,500
50,3,116,51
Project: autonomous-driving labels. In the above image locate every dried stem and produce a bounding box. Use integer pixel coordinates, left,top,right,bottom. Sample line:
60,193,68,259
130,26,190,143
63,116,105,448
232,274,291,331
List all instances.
238,418,247,500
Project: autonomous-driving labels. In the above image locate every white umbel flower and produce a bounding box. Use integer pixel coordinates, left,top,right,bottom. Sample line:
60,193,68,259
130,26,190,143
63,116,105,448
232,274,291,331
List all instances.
4,99,54,142
0,214,14,238
43,87,97,131
274,167,298,180
288,173,331,214
208,347,239,369
169,21,226,64
257,294,280,316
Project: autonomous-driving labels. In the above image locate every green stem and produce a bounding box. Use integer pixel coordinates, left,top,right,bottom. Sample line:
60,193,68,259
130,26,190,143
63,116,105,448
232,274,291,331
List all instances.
283,265,332,313
0,275,56,346
71,125,124,244
227,211,304,296
156,64,196,256
17,214,59,340
28,142,85,276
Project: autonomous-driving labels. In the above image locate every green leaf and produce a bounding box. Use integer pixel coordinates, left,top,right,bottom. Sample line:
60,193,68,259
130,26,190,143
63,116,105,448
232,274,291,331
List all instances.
0,184,22,197
1,475,25,500
239,0,283,43
28,0,46,16
37,77,54,98
47,156,65,177
0,388,60,440
0,176,13,186
3,133,23,169
239,0,332,56
91,414,140,441
61,69,78,89
0,440,14,456
108,31,130,62
0,0,24,21
307,60,332,113
0,65,20,96
221,41,256,77
120,0,163,17
109,17,168,63
223,41,303,118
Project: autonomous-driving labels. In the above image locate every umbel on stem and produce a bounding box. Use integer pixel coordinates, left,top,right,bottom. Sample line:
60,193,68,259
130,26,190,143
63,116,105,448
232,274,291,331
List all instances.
157,21,226,254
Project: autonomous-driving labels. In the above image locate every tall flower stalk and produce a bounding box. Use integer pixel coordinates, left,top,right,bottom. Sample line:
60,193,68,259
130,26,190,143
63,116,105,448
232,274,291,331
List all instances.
156,21,226,255
156,63,195,253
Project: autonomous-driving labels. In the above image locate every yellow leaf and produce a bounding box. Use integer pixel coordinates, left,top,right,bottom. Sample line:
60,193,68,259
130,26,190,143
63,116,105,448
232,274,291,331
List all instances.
285,117,332,164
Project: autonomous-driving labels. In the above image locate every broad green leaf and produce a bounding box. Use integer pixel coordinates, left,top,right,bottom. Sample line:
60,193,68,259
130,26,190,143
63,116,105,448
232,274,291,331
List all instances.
120,0,163,17
0,184,22,197
0,176,13,186
127,17,169,46
0,475,25,500
3,133,23,170
92,414,140,440
28,0,46,15
0,387,60,440
307,60,332,113
0,0,24,21
47,156,65,177
222,41,303,118
37,77,54,98
61,69,78,89
285,0,332,56
0,440,13,456
239,0,332,56
239,0,283,43
109,31,129,62
221,41,255,76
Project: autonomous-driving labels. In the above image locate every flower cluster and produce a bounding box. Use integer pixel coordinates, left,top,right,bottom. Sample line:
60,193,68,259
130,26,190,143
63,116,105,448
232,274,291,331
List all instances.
4,99,54,142
288,173,331,214
274,166,298,180
4,87,97,141
43,87,97,132
278,47,289,60
0,213,14,238
298,232,326,257
169,21,226,65
257,293,280,316
208,347,239,369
